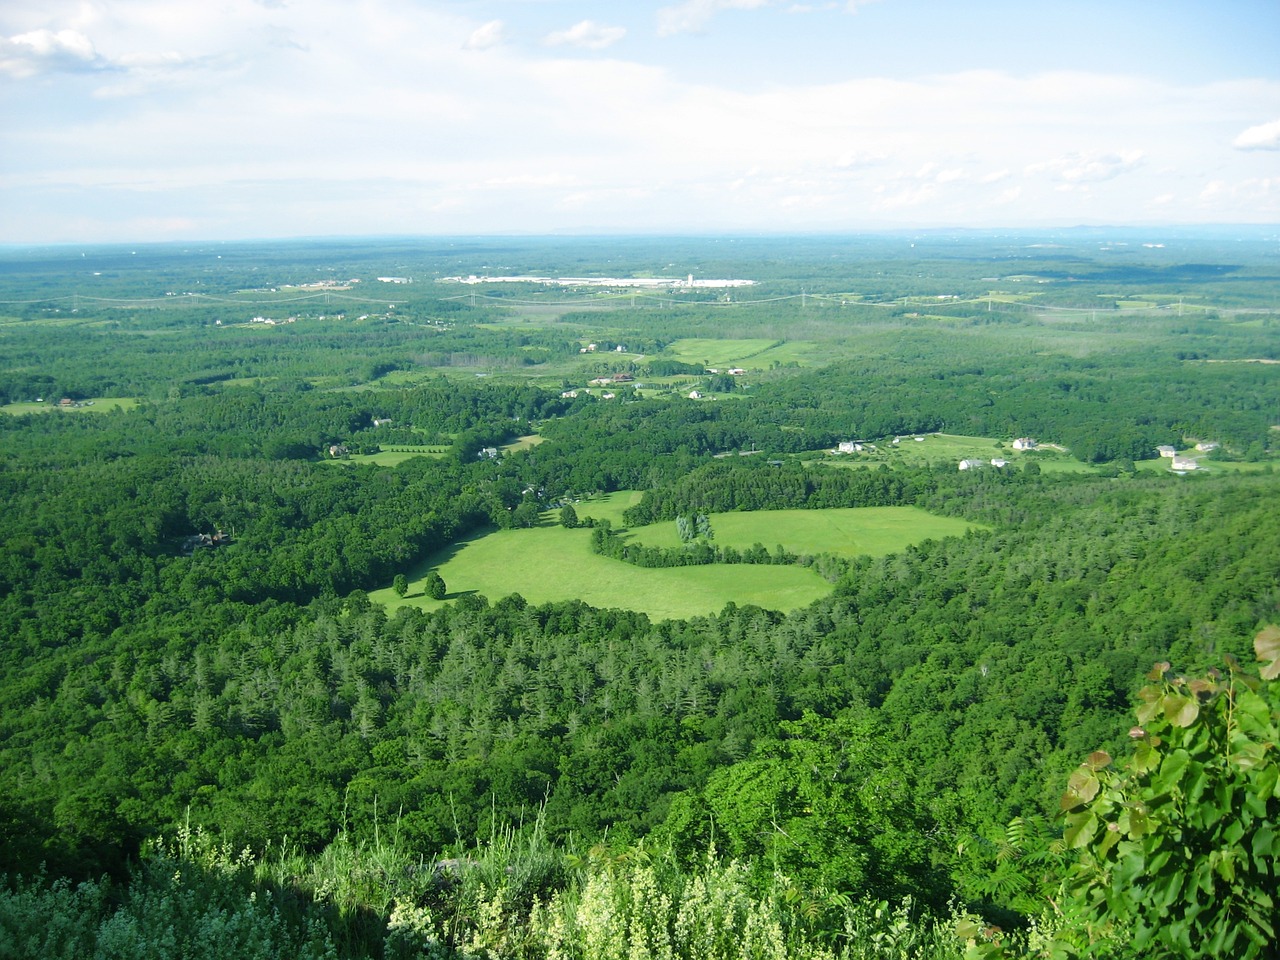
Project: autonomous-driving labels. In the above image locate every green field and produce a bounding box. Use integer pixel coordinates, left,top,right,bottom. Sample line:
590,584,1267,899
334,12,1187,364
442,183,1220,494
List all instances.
1,397,140,415
812,432,1096,473
369,522,832,620
370,501,982,620
664,338,815,369
334,445,450,467
623,505,981,555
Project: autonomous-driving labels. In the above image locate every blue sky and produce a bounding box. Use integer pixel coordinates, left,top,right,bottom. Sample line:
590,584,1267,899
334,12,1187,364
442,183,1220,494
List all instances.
1,0,1277,243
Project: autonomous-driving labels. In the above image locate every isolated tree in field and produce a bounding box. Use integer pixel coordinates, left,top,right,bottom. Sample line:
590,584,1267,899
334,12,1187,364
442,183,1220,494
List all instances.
559,503,580,528
425,571,447,600
392,573,409,598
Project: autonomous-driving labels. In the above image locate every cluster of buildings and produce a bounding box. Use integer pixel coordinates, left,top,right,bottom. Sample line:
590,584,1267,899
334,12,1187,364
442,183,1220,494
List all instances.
440,274,754,289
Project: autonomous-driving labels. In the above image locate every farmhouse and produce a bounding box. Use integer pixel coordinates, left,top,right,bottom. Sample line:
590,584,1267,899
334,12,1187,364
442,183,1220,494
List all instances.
1157,445,1177,458
836,441,865,453
1195,441,1219,452
991,458,1009,468
688,390,703,399
1012,437,1037,451
958,459,985,471
1171,455,1199,471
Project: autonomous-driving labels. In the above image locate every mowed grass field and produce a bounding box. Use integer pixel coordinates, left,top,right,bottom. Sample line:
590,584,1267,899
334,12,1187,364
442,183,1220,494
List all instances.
1,397,139,415
663,338,815,369
622,505,980,555
813,433,1096,474
370,497,984,620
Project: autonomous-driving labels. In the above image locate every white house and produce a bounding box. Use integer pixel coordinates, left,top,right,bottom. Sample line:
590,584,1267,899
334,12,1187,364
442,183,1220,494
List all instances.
1012,437,1037,451
1156,445,1177,458
991,458,1009,468
688,390,703,399
1171,455,1199,471
1195,441,1219,452
836,441,864,454
958,459,985,471
728,368,746,376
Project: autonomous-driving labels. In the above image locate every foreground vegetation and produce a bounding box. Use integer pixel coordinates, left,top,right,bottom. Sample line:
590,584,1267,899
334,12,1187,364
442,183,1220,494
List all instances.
1,232,1277,956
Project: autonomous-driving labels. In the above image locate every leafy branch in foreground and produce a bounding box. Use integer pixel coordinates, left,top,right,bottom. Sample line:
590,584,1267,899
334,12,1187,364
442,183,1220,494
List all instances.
964,626,1280,959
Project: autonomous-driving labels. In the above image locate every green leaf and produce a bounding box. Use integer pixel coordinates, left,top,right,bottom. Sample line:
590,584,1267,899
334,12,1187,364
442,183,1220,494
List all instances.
1086,750,1112,771
1062,768,1100,810
1063,811,1097,849
1124,805,1151,839
1160,748,1191,787
1255,624,1280,664
1163,693,1199,727
1131,740,1161,775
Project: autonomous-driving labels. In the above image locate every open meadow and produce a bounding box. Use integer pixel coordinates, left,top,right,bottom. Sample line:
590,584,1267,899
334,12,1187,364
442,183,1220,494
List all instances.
369,521,832,620
621,505,981,554
370,501,984,619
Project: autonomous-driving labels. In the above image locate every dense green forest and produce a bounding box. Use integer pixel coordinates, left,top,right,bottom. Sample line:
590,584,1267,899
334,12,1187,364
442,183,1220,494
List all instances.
1,233,1278,958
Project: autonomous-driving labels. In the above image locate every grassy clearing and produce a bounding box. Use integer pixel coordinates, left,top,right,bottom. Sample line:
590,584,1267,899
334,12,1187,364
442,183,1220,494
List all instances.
331,445,450,467
625,506,981,555
370,521,832,621
371,499,983,620
1,397,139,415
811,432,1097,474
500,434,545,453
663,338,814,369
571,490,647,525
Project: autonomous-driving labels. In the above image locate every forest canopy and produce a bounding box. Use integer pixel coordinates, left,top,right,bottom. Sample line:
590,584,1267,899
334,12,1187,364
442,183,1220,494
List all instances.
1,232,1277,957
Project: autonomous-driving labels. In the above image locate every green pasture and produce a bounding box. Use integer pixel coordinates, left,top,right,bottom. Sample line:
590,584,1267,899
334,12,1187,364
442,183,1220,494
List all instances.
1,397,139,415
332,445,450,467
370,522,832,621
501,434,545,453
663,338,814,369
371,500,983,620
571,490,647,525
622,506,981,555
811,433,1095,473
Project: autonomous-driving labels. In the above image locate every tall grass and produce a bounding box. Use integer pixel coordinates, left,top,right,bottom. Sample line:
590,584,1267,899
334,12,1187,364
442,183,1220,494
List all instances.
1,818,987,959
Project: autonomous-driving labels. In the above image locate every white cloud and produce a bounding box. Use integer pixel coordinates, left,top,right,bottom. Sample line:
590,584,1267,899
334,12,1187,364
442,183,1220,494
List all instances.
545,20,626,50
0,28,102,77
656,0,871,34
464,19,505,50
1233,118,1280,151
1027,150,1144,184
657,0,772,37
3,2,1278,240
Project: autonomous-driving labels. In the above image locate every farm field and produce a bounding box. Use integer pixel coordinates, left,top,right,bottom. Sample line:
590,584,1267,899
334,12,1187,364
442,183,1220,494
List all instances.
371,502,982,619
622,505,982,555
370,521,832,620
663,337,816,369
811,432,1093,472
0,397,139,415
331,445,450,466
